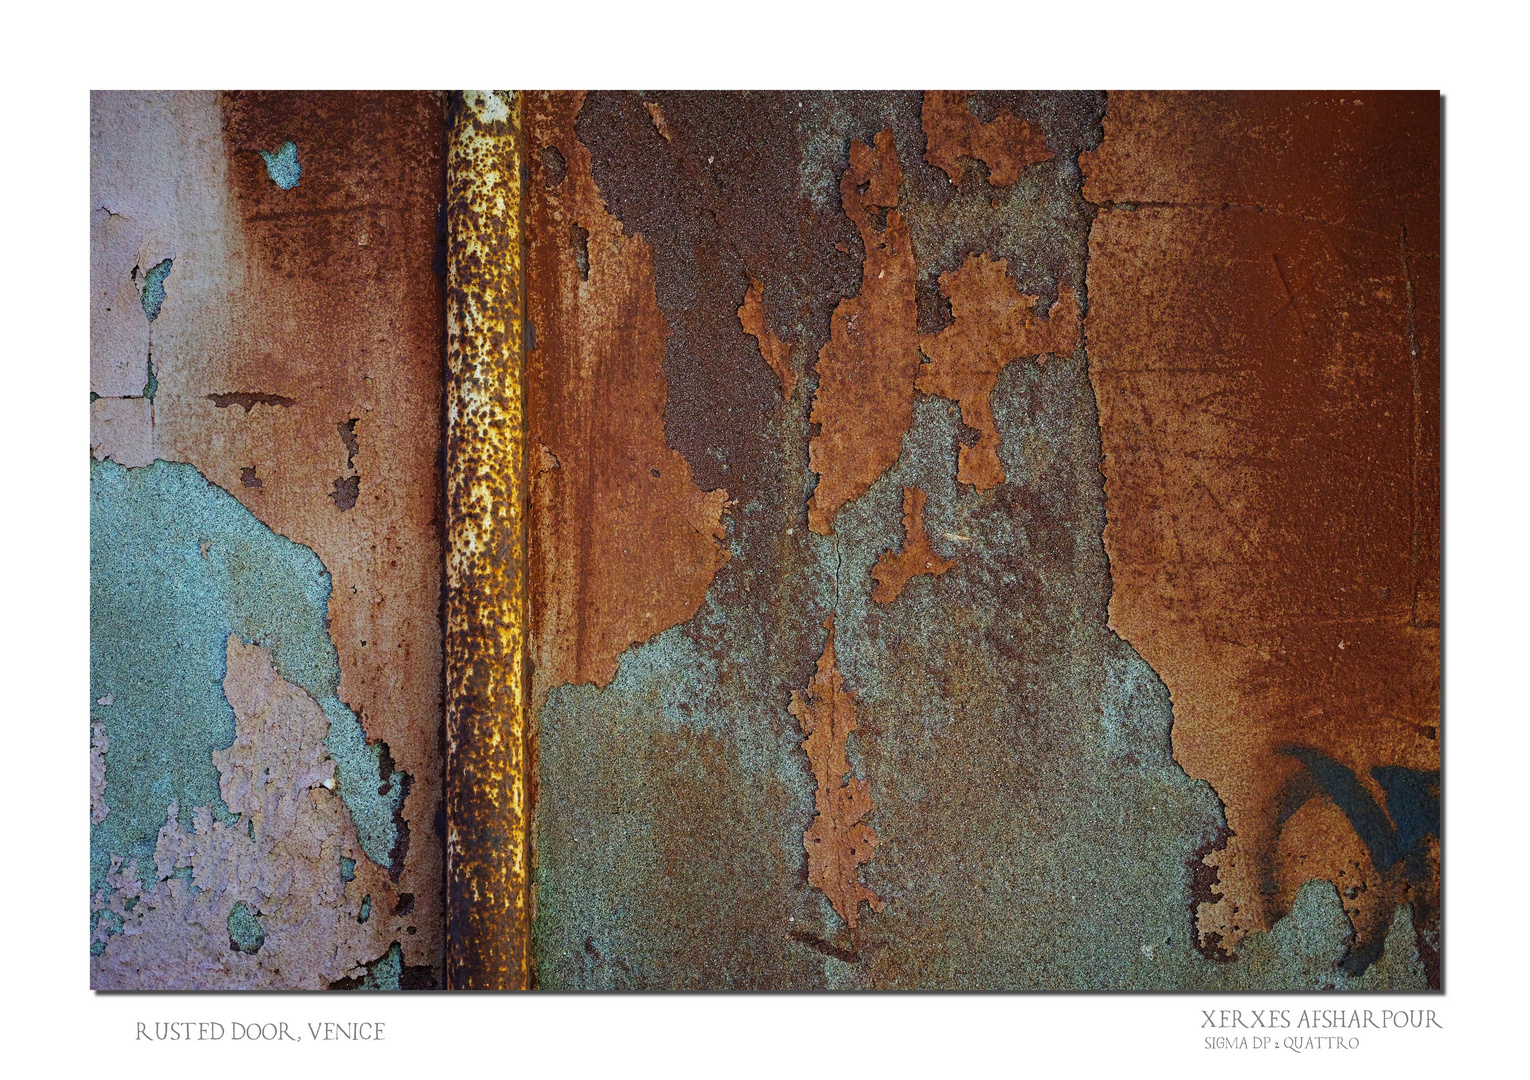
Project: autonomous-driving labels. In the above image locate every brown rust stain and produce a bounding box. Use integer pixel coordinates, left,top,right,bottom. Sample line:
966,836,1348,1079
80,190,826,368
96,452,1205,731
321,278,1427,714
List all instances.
738,274,796,401
790,617,884,930
916,253,1081,489
922,90,1053,187
807,128,919,535
442,91,530,991
89,91,448,983
1082,92,1440,974
871,487,955,604
525,90,730,700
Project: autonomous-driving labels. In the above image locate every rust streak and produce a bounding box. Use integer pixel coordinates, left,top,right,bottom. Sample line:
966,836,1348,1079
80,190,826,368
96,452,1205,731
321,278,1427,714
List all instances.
525,91,730,700
807,128,918,535
922,91,1053,186
871,487,955,604
916,253,1080,489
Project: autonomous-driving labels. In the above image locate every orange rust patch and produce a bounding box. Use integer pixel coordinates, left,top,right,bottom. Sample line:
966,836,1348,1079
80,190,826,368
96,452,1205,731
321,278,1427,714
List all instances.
871,487,955,604
790,618,883,930
738,274,796,401
806,129,919,535
525,91,730,699
916,253,1080,489
1083,92,1440,966
922,91,1053,187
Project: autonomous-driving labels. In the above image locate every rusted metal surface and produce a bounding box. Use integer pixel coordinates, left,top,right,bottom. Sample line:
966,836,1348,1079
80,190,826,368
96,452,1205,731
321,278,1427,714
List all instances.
526,90,1437,990
443,90,531,990
524,90,731,705
90,91,447,988
806,128,920,535
1082,91,1441,984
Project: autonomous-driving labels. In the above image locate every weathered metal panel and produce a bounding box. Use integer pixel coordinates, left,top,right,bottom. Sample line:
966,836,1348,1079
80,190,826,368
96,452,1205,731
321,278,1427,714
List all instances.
89,91,446,988
522,90,1438,990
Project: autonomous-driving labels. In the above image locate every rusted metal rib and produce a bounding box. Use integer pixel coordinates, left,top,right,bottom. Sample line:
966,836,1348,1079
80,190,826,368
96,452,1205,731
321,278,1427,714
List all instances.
443,90,529,990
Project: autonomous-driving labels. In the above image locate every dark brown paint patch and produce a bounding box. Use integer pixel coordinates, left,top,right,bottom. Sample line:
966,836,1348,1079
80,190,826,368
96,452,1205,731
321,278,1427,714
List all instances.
916,253,1081,489
871,487,955,604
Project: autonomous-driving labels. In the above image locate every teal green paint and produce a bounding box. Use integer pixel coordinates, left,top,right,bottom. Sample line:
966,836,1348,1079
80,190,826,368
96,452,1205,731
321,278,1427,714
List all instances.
226,902,265,954
322,699,407,869
358,895,372,924
90,459,404,926
140,259,172,322
341,857,356,882
259,142,301,190
143,358,157,401
343,943,404,990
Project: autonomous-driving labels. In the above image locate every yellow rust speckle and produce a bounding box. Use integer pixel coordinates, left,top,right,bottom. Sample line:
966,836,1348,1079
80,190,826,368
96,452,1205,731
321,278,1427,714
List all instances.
444,90,529,990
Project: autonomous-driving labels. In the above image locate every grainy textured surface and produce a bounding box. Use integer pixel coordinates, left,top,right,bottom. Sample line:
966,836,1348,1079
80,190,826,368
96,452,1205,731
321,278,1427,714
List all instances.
443,90,531,990
806,128,920,535
1082,91,1441,982
89,91,446,987
528,91,1433,989
525,90,731,704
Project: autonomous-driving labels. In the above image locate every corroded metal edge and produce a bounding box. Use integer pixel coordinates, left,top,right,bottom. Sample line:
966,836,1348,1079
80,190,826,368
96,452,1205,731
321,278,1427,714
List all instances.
444,90,528,990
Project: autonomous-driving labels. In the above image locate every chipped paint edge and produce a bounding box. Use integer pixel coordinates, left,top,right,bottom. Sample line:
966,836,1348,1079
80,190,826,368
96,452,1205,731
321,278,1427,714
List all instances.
444,90,529,990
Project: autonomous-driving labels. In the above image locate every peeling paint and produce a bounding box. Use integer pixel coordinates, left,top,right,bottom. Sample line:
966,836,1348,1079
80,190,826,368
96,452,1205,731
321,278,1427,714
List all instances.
807,128,919,535
738,274,796,401
792,618,883,929
916,253,1080,489
870,487,955,604
92,636,418,988
259,141,301,189
526,90,731,697
922,91,1053,187
140,257,172,321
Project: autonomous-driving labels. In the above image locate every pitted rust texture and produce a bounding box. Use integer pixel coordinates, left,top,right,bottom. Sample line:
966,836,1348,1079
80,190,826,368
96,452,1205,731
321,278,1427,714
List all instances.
922,90,1054,187
1082,92,1441,982
806,128,920,535
870,487,955,604
443,90,529,991
916,253,1080,489
525,90,731,702
531,91,1429,990
791,618,884,928
90,91,447,985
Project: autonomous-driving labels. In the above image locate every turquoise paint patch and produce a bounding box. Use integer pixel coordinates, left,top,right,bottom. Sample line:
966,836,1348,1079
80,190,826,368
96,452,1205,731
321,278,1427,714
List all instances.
341,857,356,882
143,358,157,401
140,259,172,322
322,699,408,868
341,943,404,990
259,142,301,190
358,895,372,924
226,902,265,954
90,460,404,921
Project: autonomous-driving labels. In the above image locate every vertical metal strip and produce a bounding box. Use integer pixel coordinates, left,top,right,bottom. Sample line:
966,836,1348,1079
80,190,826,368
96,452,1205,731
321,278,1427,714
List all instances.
444,90,528,990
